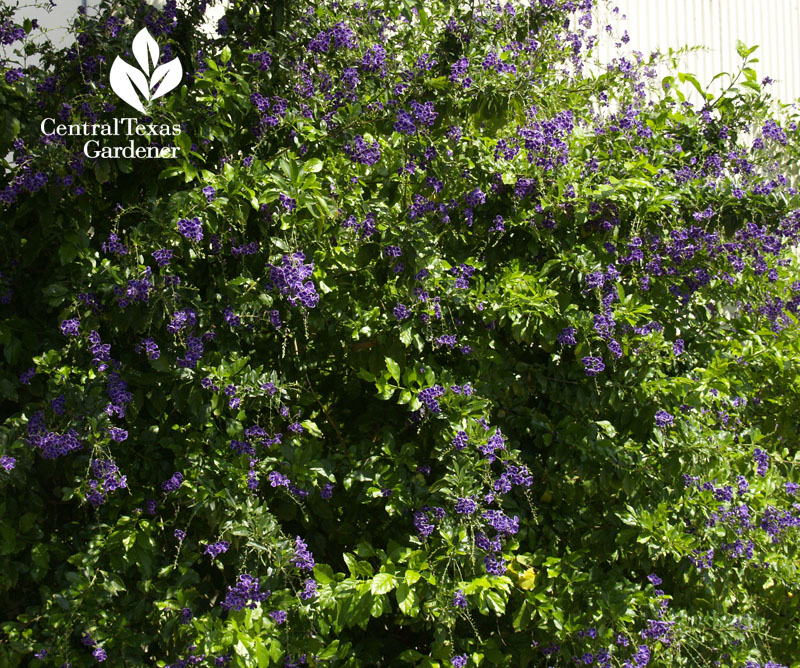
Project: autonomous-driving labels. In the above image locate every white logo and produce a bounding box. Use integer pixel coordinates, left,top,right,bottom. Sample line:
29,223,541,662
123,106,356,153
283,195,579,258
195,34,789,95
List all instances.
110,28,182,114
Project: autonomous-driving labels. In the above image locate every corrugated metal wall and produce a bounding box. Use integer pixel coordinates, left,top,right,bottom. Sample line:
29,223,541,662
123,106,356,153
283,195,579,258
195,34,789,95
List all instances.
591,0,800,106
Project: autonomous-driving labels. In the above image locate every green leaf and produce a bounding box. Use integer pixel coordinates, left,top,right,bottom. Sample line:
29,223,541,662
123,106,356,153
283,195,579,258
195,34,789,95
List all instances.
94,160,111,184
385,356,401,382
396,581,415,615
303,158,324,173
318,640,340,660
313,563,336,584
371,572,396,595
254,640,270,667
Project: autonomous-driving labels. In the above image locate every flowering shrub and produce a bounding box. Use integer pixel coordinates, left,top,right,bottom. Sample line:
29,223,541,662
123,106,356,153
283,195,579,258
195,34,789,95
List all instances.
1,0,800,666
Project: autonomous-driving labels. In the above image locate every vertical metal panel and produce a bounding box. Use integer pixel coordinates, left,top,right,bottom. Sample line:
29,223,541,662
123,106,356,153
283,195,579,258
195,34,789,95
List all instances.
591,0,800,105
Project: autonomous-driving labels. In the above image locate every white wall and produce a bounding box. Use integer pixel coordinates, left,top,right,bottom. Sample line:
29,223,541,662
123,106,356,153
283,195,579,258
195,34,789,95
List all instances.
4,0,90,51
592,0,800,107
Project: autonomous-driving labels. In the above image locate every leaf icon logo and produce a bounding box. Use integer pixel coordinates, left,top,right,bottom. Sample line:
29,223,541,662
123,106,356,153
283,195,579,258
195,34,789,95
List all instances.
110,28,182,113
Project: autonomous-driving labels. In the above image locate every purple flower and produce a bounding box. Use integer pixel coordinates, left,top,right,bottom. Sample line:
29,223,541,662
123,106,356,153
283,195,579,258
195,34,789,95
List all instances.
299,578,318,600
61,318,80,336
410,100,438,127
0,455,16,471
345,135,381,165
482,509,519,536
291,536,315,571
19,367,35,384
101,233,127,255
394,109,416,135
582,356,605,376
453,589,467,608
455,496,477,515
631,645,650,666
673,338,684,356
203,185,216,202
269,609,287,624
393,303,410,320
484,553,506,575
162,471,183,493
266,252,319,308
108,427,128,442
137,337,160,360
464,188,486,207
220,574,270,611
452,431,469,450
177,217,203,242
654,410,674,428
93,647,107,662
753,448,770,477
174,528,186,541
279,193,297,211
558,327,577,345
204,540,230,558
451,655,467,668
269,471,290,487
152,249,173,267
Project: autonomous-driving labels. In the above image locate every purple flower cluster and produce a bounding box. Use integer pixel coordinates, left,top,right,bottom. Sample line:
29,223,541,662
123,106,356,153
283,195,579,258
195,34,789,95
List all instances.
220,574,270,611
266,252,319,308
162,471,183,493
345,135,381,166
247,51,272,70
393,303,410,320
307,21,357,54
26,411,82,459
413,506,445,540
269,609,287,624
85,458,127,507
418,385,445,413
177,217,203,241
61,318,80,336
478,429,506,462
204,540,230,558
290,536,315,571
454,496,478,515
452,431,469,450
753,448,770,477
494,464,533,493
152,248,173,267
299,578,318,601
136,337,160,360
231,241,259,257
654,410,674,428
582,356,605,376
101,232,128,255
105,372,131,417
176,335,204,369
518,110,574,171
482,509,519,536
483,553,507,576
453,589,467,608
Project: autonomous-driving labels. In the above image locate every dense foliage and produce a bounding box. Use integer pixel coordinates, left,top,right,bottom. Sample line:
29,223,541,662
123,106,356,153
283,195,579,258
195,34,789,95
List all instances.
2,0,800,666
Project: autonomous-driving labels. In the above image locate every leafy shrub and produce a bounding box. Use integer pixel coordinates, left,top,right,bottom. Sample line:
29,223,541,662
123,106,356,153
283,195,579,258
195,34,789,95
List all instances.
1,0,800,666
